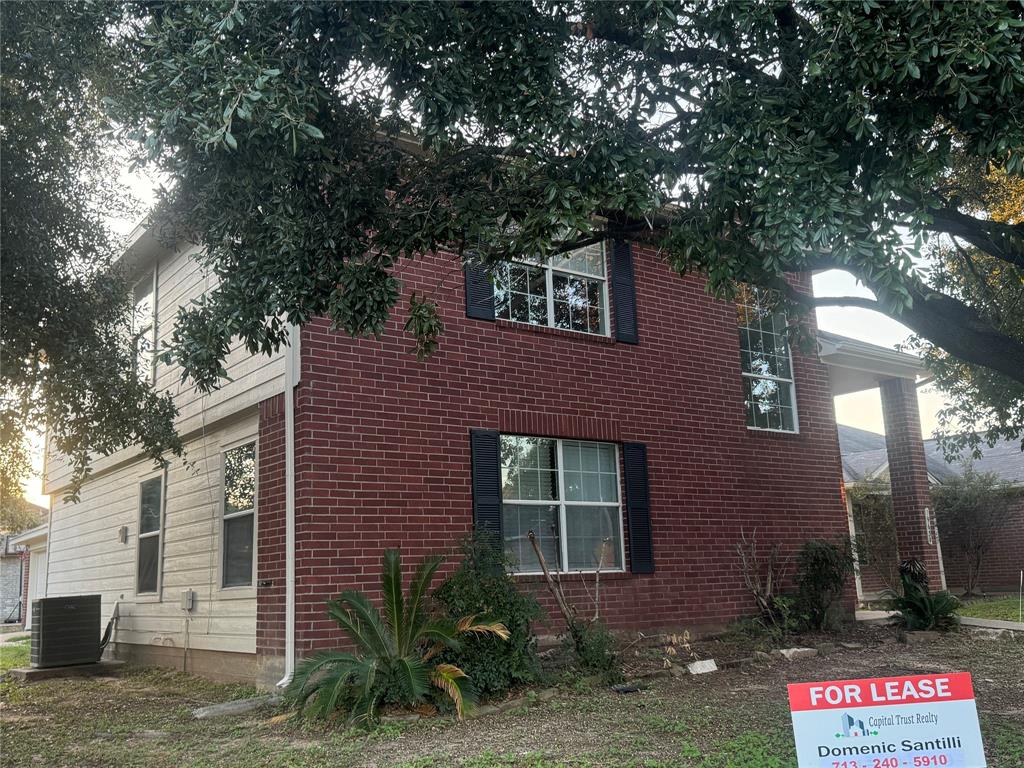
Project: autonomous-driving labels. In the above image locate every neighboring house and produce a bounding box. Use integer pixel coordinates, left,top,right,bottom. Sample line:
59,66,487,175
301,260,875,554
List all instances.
840,424,1024,596
0,500,47,625
8,525,48,630
1,535,26,624
41,226,942,686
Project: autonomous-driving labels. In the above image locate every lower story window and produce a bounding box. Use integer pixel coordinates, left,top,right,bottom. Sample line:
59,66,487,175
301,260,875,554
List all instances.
500,435,623,573
137,476,163,594
222,442,256,587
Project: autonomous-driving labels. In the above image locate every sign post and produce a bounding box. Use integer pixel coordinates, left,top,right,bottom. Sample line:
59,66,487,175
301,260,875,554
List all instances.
788,673,986,767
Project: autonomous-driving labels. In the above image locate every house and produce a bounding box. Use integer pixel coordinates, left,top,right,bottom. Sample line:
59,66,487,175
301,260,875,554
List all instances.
39,226,944,686
7,524,48,630
1,535,26,625
0,500,47,626
840,424,1024,597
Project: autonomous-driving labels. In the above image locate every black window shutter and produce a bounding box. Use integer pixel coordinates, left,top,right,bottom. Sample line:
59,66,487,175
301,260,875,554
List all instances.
470,429,502,544
464,263,495,320
622,442,654,573
610,240,639,344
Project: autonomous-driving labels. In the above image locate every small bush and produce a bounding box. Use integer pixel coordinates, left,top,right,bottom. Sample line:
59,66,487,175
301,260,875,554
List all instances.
285,549,509,723
567,619,621,682
795,538,855,630
433,537,543,699
885,561,960,632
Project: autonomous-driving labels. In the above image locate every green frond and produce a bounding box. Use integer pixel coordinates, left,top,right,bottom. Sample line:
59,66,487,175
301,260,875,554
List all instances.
335,590,393,657
381,549,405,651
395,655,431,703
401,554,444,651
419,617,463,653
285,651,361,704
286,651,365,719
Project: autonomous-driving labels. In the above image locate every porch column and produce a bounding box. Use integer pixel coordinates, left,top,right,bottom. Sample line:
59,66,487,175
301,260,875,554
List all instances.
879,377,943,583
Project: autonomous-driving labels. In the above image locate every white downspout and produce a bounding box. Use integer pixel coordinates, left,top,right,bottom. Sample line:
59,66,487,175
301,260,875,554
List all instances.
276,323,299,688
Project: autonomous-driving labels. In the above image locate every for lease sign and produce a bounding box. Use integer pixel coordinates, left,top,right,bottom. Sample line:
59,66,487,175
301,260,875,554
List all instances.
788,673,986,768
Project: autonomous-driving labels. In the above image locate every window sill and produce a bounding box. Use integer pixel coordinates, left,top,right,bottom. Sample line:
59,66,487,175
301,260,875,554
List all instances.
746,426,800,436
135,593,162,604
512,570,631,582
217,585,257,600
495,318,616,345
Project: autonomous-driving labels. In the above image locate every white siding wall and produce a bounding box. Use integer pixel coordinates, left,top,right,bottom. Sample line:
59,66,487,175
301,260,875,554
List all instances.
43,242,284,658
45,244,285,494
46,415,260,654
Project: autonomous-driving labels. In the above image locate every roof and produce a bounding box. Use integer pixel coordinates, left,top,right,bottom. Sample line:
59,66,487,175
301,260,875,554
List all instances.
817,331,927,397
838,425,1024,485
9,524,48,549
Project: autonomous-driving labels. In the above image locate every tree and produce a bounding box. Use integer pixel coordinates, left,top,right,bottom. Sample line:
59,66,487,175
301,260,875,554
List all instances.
0,2,183,499
4,2,1024,491
847,482,900,593
933,465,1015,597
906,168,1024,458
0,497,44,535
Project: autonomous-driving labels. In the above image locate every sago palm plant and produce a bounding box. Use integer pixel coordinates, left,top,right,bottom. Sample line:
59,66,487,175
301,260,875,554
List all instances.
285,549,509,723
884,562,960,632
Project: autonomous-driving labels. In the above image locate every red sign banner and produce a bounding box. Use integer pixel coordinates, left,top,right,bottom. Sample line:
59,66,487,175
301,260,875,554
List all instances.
788,672,975,711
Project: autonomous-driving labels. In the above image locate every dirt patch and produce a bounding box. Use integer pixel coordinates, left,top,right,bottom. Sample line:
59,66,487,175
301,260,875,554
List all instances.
2,628,1022,768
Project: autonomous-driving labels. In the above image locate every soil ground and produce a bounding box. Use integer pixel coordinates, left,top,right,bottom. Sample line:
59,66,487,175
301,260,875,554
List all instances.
1,626,1021,768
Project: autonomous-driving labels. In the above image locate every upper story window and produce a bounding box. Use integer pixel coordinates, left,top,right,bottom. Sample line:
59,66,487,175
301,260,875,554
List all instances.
222,442,256,588
137,475,163,594
132,271,157,383
500,434,624,574
493,242,609,336
737,288,798,432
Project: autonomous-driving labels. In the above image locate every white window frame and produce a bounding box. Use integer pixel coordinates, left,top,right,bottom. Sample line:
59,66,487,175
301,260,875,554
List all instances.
502,436,626,576
135,470,165,598
132,267,158,384
220,439,258,590
494,242,612,337
738,291,800,434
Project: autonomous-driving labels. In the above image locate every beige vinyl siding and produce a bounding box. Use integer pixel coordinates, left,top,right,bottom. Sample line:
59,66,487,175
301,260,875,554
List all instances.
45,411,260,654
45,245,285,494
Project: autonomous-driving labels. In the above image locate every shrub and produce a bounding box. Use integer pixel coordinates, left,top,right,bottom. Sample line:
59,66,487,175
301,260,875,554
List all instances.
795,538,855,630
433,537,543,698
567,619,621,681
885,559,960,632
285,549,509,723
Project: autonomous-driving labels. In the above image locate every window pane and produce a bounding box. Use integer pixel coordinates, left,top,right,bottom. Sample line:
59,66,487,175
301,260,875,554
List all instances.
501,436,558,501
552,242,606,277
553,272,605,334
138,536,159,593
743,377,795,431
562,441,618,503
494,262,548,326
223,513,254,587
502,504,559,572
133,277,153,328
139,477,162,534
565,505,622,571
224,443,256,515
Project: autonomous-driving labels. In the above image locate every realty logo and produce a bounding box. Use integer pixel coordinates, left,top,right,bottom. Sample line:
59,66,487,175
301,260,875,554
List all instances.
836,712,879,738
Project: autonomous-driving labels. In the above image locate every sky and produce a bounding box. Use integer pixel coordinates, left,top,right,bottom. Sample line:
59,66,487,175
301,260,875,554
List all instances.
812,270,948,438
20,174,945,509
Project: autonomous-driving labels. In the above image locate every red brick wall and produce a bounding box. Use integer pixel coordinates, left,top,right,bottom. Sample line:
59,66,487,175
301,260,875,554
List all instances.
256,394,287,655
258,246,850,657
940,491,1024,593
20,550,30,626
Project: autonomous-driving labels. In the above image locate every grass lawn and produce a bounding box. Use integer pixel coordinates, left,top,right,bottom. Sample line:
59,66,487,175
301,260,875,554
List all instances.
959,596,1023,623
2,629,1022,768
